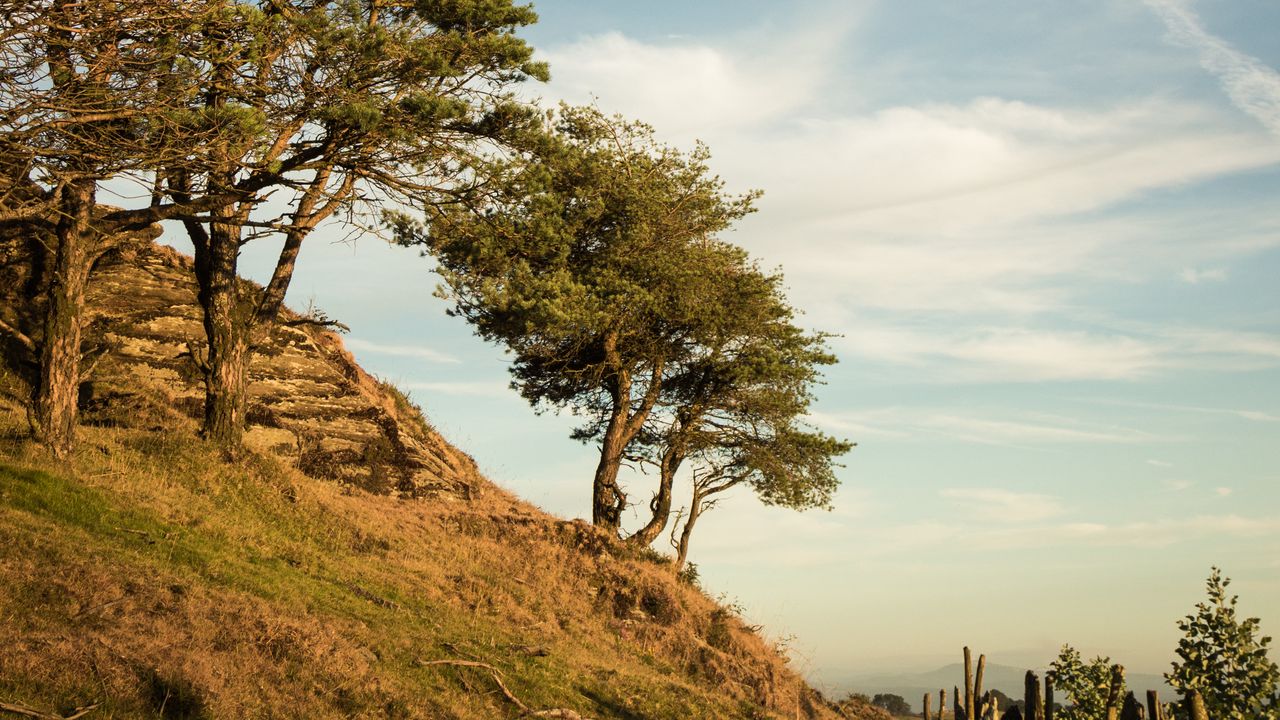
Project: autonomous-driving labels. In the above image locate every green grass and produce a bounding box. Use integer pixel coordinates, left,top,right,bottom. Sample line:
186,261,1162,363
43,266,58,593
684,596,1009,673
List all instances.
0,413,834,719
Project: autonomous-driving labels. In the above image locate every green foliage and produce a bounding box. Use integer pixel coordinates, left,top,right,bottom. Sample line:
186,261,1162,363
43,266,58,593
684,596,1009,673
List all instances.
409,104,766,526
1166,568,1280,720
1047,645,1123,720
872,692,912,715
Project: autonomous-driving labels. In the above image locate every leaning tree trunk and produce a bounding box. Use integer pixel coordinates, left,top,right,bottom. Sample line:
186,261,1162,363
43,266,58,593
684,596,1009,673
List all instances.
33,177,95,459
628,443,683,546
591,396,631,532
673,488,706,571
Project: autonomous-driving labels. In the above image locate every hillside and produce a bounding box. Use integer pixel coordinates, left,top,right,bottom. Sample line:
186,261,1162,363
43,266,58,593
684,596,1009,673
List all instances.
0,237,884,719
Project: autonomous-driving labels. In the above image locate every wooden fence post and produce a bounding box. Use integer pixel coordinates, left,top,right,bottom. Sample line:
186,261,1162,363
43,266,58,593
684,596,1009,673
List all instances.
1045,674,1055,720
954,685,963,720
924,692,931,720
939,688,946,720
1025,670,1044,720
1187,690,1208,720
974,653,986,711
1145,690,1163,720
1105,665,1125,720
1120,692,1144,720
964,647,975,720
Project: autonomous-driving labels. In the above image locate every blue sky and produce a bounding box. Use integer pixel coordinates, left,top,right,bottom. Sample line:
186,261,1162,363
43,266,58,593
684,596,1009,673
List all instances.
192,0,1280,690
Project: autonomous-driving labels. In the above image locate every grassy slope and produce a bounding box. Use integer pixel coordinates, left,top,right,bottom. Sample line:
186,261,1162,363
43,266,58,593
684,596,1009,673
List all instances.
0,405,847,720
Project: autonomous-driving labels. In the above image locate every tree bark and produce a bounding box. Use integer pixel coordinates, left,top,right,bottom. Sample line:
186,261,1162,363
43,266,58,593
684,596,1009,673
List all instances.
191,208,252,449
32,177,95,459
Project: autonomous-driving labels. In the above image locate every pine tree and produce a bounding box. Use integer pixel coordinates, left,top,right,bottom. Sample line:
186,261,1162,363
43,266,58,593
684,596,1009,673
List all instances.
408,105,760,532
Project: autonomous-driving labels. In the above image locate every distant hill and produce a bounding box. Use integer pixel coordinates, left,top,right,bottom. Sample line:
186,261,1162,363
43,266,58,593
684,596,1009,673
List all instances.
841,662,1173,712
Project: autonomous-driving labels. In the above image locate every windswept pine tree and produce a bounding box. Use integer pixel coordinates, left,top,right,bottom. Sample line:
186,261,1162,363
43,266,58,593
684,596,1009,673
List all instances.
405,105,849,537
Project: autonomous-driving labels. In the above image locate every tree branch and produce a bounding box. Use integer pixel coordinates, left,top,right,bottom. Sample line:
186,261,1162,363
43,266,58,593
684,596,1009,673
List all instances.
415,659,587,719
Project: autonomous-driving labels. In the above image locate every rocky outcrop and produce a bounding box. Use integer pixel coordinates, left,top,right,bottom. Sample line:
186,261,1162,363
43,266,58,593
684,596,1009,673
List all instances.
1,234,481,500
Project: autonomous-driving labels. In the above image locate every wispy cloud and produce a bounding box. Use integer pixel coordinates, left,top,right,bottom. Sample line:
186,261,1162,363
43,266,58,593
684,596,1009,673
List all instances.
813,407,1159,446
835,321,1280,383
941,488,1066,523
401,381,511,398
1093,398,1280,423
344,338,459,364
963,513,1280,550
1179,267,1228,284
1146,0,1280,136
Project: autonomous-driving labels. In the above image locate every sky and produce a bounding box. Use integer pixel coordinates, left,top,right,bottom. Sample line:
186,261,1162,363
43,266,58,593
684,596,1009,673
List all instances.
164,0,1280,691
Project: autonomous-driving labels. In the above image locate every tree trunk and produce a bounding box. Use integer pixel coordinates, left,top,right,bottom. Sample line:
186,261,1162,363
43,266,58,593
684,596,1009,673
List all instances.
628,443,682,546
33,177,95,459
192,215,251,449
591,396,630,531
673,489,704,571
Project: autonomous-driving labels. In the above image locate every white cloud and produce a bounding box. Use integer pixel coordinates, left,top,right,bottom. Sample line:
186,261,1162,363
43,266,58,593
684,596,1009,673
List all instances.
344,338,459,364
1147,459,1174,468
1215,487,1233,497
537,29,1280,336
537,24,847,138
1146,0,1280,136
941,488,1065,523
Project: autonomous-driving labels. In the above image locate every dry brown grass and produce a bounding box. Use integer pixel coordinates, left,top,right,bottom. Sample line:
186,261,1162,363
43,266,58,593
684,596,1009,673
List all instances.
0,401,839,719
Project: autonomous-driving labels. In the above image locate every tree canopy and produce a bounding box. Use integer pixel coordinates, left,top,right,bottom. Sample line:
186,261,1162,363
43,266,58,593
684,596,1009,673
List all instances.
407,105,770,531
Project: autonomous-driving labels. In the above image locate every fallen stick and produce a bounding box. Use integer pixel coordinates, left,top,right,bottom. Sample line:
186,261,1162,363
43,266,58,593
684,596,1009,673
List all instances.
416,659,586,719
0,700,99,720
